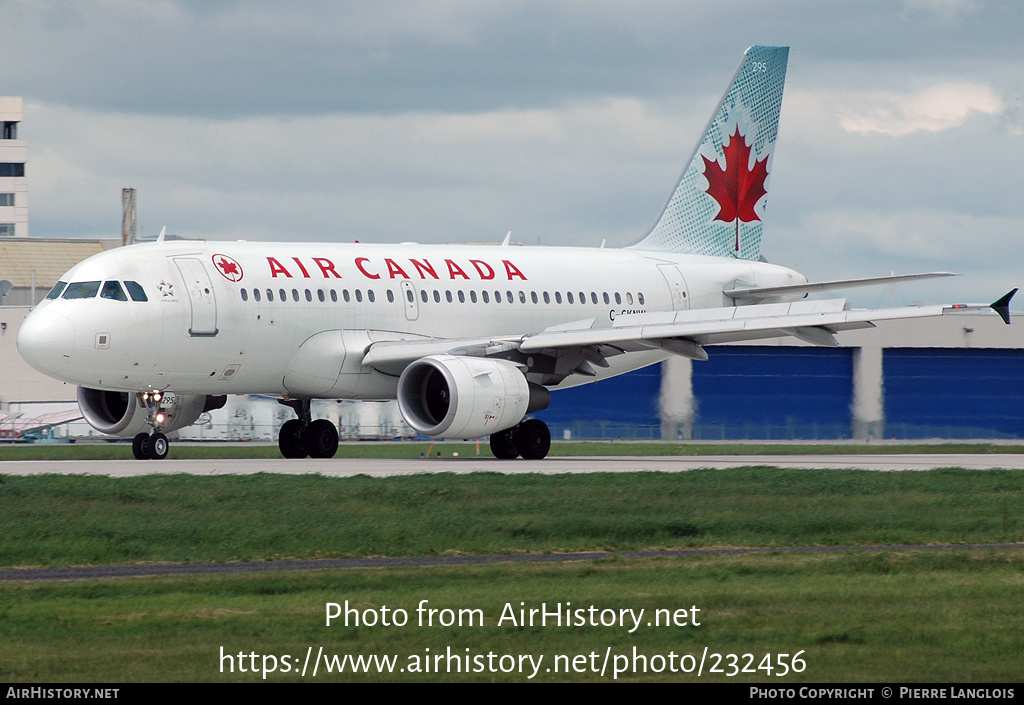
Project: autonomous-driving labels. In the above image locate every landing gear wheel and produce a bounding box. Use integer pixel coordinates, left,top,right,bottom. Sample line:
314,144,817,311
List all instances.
148,432,169,460
304,419,339,459
515,419,551,460
279,419,308,459
489,427,520,459
132,432,151,460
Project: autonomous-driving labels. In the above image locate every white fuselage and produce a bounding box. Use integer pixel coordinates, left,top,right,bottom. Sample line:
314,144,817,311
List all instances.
17,240,807,399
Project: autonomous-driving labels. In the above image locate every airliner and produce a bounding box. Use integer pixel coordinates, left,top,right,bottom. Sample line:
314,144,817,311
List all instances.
17,46,1014,460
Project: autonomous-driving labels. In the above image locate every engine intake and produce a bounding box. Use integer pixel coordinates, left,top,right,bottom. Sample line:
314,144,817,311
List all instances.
397,355,549,439
77,387,224,437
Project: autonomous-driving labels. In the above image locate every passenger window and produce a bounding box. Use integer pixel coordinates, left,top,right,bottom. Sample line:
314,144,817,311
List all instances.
458,291,465,303
433,290,440,303
638,292,645,305
100,281,128,301
421,290,428,303
579,292,586,304
531,291,538,304
305,289,313,302
446,291,453,303
591,292,598,305
241,289,249,302
506,291,513,303
318,289,325,303
603,292,610,305
543,292,550,304
292,289,299,302
343,289,351,302
567,292,574,304
355,290,363,303
254,289,262,302
626,292,633,305
330,290,338,303
46,281,68,299
470,291,477,303
367,290,375,303
482,291,490,303
124,281,148,302
267,289,275,302
615,292,622,305
387,290,395,303
279,289,286,301
519,291,526,304
62,281,101,299
555,292,561,304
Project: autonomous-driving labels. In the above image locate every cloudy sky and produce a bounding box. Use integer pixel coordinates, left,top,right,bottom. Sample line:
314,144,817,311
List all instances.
3,0,1022,306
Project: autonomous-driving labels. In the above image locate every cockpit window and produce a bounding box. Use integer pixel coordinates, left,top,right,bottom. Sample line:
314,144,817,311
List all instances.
124,281,148,302
61,281,101,299
45,281,68,299
100,281,128,301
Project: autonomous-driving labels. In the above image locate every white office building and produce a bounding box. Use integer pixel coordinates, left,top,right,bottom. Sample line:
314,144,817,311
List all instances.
0,97,27,238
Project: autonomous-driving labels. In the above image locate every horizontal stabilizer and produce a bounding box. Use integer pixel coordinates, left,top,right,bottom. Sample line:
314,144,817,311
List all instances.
724,272,957,302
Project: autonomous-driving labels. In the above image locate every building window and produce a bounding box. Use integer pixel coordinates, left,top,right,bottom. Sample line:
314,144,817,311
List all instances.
1,122,16,140
0,193,13,207
0,163,24,177
0,223,14,237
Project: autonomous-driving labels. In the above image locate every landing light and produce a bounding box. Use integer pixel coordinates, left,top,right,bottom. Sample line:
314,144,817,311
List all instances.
155,412,166,424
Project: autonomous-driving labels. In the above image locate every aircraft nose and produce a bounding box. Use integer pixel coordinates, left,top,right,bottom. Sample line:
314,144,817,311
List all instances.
17,308,75,376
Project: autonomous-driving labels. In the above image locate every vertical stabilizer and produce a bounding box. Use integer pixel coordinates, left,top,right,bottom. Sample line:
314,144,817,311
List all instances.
629,46,789,260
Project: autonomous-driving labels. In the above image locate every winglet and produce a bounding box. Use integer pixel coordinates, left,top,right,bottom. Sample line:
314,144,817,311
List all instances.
991,288,1017,325
156,226,167,244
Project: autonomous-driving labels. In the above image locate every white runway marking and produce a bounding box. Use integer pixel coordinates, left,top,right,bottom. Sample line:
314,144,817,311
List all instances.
3,454,1024,476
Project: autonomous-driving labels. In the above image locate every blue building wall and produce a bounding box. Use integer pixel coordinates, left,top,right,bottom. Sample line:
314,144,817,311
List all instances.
883,348,1024,439
537,363,662,439
690,347,855,439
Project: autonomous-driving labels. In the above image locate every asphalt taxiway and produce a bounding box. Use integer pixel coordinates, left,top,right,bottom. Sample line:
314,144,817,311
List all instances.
3,453,1024,476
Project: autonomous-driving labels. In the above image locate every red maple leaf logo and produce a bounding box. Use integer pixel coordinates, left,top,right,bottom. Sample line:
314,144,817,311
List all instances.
212,254,244,282
702,127,769,251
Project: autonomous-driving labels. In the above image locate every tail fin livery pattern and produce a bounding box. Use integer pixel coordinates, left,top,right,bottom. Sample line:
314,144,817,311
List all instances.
630,45,789,260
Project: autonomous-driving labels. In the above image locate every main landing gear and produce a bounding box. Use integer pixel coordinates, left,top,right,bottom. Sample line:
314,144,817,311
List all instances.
278,399,339,459
489,418,551,460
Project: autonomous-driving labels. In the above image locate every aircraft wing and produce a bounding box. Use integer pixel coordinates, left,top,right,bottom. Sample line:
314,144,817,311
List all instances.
0,409,83,438
363,292,1015,383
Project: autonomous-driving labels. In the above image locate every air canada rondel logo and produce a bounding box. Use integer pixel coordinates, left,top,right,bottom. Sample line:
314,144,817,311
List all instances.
213,254,244,282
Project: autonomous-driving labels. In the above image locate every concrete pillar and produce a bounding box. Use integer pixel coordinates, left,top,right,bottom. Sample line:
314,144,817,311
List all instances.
852,345,884,440
660,356,694,439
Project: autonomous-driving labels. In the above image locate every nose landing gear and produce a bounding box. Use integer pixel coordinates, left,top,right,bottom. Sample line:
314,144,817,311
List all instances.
278,399,339,459
132,431,169,460
132,392,171,460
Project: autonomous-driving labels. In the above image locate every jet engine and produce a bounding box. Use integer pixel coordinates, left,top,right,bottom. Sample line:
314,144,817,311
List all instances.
397,355,550,439
77,387,226,437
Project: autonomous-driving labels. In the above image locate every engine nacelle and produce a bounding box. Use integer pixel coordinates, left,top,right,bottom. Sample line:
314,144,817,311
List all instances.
397,355,549,439
77,387,226,437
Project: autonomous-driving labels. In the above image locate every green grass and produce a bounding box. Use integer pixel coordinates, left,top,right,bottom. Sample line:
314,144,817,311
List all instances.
2,551,1022,682
2,440,1024,461
1,469,1022,568
3,468,1023,682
